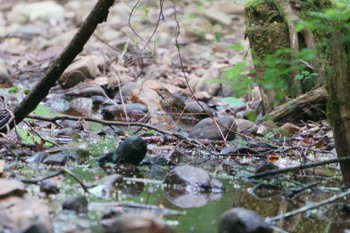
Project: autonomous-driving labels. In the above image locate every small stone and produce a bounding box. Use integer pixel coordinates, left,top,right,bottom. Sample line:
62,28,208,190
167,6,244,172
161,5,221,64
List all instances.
0,59,12,88
279,123,301,137
204,8,231,25
235,119,258,134
101,103,148,121
218,208,272,233
40,180,60,195
101,213,172,233
62,196,88,213
58,56,97,89
26,152,50,163
184,100,213,117
257,120,278,136
164,165,224,192
6,1,65,24
189,116,237,140
42,153,69,166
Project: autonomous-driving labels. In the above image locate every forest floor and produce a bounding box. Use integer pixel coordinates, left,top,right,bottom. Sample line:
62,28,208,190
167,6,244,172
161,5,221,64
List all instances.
0,1,347,233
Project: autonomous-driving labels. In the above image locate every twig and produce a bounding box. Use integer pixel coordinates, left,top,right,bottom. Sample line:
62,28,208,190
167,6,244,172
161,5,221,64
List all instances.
21,167,89,193
23,121,58,147
0,140,25,162
249,156,350,179
26,114,199,145
172,1,228,144
266,188,350,222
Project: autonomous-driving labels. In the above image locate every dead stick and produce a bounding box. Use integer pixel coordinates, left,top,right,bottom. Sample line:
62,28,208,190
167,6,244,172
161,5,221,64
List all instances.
249,156,350,179
266,188,350,222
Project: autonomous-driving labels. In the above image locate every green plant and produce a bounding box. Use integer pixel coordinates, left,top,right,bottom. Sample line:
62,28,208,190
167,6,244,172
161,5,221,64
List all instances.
295,70,318,80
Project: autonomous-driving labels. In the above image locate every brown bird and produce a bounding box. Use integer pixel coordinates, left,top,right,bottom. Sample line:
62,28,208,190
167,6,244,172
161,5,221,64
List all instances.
151,87,212,120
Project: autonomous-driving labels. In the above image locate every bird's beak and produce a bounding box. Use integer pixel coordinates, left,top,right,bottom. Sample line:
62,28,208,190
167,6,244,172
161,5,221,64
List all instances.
151,87,159,93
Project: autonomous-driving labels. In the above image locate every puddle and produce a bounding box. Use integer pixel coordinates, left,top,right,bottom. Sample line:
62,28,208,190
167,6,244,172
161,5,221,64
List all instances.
45,164,346,233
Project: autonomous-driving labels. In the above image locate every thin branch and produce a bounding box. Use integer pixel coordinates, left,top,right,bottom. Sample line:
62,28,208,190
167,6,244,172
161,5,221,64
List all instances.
266,188,350,222
26,114,199,145
249,156,350,179
21,167,89,193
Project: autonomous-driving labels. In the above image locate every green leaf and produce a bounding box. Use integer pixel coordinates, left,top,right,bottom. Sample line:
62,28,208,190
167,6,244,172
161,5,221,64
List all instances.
143,7,150,16
7,86,19,93
17,127,55,148
214,32,222,42
228,43,244,51
31,104,58,117
220,97,245,108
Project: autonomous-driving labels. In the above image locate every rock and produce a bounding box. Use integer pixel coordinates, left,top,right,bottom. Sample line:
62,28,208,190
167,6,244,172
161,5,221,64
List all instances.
0,179,26,197
204,8,231,25
257,120,278,136
218,208,272,233
68,97,93,116
101,103,148,121
0,59,12,88
6,1,65,24
214,2,245,15
97,136,147,166
235,119,258,134
58,56,98,89
184,100,213,118
21,223,49,233
101,213,172,233
62,196,88,213
92,95,107,106
40,180,60,195
0,196,52,233
26,152,50,163
164,165,224,192
42,153,69,166
279,123,301,137
189,116,237,140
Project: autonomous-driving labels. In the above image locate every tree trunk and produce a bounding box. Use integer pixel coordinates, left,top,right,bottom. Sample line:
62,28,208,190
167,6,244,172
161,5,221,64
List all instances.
327,35,350,187
245,0,331,113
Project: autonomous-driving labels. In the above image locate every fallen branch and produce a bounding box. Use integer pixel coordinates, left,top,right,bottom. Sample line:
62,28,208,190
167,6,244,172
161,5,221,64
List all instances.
266,188,350,222
249,156,350,179
267,86,327,122
21,168,89,193
27,114,199,145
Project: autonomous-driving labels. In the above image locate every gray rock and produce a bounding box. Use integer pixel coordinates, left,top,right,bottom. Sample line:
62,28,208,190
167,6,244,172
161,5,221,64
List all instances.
204,8,231,25
101,213,172,233
40,180,60,195
218,208,272,233
62,196,88,213
184,100,213,118
101,103,148,121
58,56,97,89
6,1,65,24
0,59,12,87
189,116,237,140
235,119,258,134
43,153,69,166
164,165,224,193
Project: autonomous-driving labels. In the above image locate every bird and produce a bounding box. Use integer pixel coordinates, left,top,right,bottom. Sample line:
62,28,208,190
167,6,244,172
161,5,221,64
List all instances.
151,87,212,121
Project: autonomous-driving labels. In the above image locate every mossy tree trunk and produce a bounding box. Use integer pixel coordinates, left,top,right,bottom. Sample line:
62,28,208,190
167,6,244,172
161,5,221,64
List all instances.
245,0,331,113
327,35,350,187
